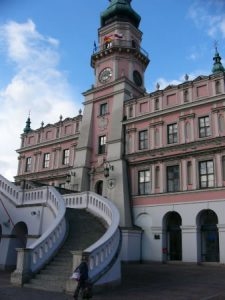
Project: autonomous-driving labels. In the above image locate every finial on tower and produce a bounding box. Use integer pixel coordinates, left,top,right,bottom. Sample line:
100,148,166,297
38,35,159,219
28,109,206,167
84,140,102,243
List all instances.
23,114,32,134
212,41,225,74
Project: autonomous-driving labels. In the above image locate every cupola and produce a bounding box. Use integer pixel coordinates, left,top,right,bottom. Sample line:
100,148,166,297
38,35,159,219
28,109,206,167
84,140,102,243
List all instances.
23,116,32,134
212,47,225,74
101,0,141,28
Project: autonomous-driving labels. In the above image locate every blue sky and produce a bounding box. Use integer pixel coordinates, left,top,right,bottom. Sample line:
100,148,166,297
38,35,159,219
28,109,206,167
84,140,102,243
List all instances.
0,0,225,180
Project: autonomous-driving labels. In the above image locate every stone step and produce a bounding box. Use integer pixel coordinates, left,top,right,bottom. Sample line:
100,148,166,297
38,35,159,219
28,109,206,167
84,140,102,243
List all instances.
25,208,106,292
25,279,66,292
46,264,71,272
35,273,71,281
40,269,71,276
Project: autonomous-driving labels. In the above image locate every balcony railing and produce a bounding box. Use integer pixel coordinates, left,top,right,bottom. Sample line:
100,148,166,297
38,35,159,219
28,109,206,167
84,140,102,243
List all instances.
93,39,149,58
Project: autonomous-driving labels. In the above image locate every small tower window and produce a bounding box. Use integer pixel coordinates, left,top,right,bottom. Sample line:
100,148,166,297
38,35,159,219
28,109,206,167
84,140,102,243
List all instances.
184,90,189,102
215,81,221,94
155,98,159,110
129,105,133,117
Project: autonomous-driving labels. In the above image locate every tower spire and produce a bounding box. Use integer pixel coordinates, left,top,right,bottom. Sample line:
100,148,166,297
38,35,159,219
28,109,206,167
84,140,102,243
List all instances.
212,42,225,74
23,114,32,134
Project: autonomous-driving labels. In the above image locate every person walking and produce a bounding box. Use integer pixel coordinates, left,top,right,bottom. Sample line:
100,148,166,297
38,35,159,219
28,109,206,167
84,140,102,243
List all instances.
73,256,89,300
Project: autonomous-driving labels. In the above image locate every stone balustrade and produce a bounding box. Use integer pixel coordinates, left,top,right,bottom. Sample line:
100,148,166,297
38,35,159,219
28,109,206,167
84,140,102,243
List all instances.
64,192,121,285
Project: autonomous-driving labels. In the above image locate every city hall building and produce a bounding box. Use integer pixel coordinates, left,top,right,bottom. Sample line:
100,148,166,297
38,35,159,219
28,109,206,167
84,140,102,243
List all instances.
14,0,225,264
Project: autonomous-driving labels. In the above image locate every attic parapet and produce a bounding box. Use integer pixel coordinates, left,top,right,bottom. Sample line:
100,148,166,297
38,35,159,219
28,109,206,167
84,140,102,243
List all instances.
124,72,225,120
20,114,82,149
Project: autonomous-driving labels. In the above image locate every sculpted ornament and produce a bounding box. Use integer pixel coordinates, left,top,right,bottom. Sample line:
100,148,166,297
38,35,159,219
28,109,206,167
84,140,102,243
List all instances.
98,116,108,130
107,178,116,189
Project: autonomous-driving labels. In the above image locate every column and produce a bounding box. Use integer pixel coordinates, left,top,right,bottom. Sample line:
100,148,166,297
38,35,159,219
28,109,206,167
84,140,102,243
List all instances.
215,153,222,187
181,225,198,262
218,224,225,263
160,162,164,193
212,111,219,137
192,157,197,189
181,159,187,191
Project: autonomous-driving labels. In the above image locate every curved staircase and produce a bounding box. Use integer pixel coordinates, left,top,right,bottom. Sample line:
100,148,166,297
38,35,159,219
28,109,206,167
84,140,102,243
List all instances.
24,208,106,292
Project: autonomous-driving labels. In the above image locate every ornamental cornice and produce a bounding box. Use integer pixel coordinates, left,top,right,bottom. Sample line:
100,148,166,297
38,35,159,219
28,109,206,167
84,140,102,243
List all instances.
149,121,164,128
126,136,225,163
123,93,225,125
17,134,79,153
211,106,225,113
126,127,137,133
179,113,195,120
15,166,72,180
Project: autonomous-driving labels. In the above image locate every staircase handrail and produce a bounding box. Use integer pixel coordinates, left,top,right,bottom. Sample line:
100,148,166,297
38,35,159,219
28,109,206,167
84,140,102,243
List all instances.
27,186,66,272
0,174,21,205
64,191,120,280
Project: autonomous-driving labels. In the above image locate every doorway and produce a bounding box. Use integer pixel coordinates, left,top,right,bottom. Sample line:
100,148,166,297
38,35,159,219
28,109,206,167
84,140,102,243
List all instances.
95,180,103,196
198,210,219,262
164,212,182,261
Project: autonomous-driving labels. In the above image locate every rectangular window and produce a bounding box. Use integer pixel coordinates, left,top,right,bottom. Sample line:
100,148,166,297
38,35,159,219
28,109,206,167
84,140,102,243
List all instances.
222,156,225,181
138,170,150,195
155,98,159,110
129,105,133,117
167,123,178,144
62,149,70,165
43,153,50,168
199,160,214,188
25,157,32,172
98,135,106,154
139,130,148,150
167,165,179,192
100,103,108,116
199,116,211,138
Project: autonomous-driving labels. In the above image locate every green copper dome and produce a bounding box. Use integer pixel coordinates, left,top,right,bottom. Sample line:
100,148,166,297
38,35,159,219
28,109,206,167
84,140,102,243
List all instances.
212,49,225,74
101,0,141,28
23,116,32,134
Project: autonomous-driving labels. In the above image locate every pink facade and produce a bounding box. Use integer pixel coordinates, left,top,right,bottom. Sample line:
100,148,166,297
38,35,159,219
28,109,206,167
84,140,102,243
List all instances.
16,115,82,188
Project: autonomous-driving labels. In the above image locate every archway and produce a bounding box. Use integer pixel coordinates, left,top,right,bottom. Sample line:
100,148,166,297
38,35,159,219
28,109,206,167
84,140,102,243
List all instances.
197,210,219,262
163,212,182,261
95,180,103,196
6,222,28,269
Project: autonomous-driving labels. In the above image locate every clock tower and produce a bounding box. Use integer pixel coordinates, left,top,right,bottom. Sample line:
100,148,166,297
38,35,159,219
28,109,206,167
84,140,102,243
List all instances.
73,0,149,253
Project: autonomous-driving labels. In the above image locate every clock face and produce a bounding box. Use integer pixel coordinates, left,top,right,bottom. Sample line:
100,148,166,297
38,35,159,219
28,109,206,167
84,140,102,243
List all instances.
99,67,112,83
133,70,143,87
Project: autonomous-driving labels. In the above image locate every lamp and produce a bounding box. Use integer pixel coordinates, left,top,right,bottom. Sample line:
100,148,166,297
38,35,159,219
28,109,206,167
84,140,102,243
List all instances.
103,161,114,178
31,210,40,216
66,174,71,183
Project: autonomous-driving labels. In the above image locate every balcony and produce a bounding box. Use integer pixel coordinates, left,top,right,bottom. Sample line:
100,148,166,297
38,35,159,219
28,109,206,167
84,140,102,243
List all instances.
91,39,149,67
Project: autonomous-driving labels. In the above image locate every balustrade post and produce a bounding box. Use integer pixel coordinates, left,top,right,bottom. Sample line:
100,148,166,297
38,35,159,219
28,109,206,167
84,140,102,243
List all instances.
11,248,32,286
65,250,90,294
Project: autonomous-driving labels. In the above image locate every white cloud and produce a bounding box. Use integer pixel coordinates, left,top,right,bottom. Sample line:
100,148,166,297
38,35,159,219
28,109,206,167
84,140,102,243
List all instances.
152,70,209,91
188,0,225,39
0,20,80,181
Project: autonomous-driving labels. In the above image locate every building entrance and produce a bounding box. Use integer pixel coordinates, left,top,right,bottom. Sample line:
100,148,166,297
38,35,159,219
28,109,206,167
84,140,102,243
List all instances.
166,212,182,261
95,180,103,196
199,210,219,262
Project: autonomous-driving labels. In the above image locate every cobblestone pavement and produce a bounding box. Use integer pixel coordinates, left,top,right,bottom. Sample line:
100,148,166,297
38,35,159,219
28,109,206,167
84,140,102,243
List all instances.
1,263,225,300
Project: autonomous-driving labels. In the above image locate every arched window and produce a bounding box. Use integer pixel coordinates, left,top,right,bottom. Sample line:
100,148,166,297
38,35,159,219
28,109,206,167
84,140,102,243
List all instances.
155,98,159,110
184,89,189,102
215,81,221,95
